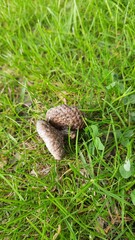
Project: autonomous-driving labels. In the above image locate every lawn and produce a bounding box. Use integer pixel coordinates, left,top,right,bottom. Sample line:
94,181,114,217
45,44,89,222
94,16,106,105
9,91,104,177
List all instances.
0,0,135,239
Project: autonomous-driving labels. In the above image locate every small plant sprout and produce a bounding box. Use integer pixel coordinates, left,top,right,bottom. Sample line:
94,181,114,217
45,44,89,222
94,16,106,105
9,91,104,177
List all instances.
123,159,131,172
119,158,133,179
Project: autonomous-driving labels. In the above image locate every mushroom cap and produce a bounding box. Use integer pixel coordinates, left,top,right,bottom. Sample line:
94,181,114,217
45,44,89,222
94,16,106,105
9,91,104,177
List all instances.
36,120,65,160
46,105,84,131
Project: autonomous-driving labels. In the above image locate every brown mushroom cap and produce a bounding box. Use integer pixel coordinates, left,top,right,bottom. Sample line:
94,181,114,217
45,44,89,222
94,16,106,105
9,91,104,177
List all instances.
36,120,65,160
46,105,84,131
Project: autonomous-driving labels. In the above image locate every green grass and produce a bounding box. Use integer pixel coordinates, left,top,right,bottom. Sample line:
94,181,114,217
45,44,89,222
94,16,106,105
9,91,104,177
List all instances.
0,0,135,239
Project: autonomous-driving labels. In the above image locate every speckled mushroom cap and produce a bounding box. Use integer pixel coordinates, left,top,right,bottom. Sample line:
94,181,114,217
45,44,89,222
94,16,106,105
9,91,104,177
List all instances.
36,120,65,160
46,105,84,130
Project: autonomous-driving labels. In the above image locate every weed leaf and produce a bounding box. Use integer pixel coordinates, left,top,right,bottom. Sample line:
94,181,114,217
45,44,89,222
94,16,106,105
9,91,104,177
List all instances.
131,190,135,205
